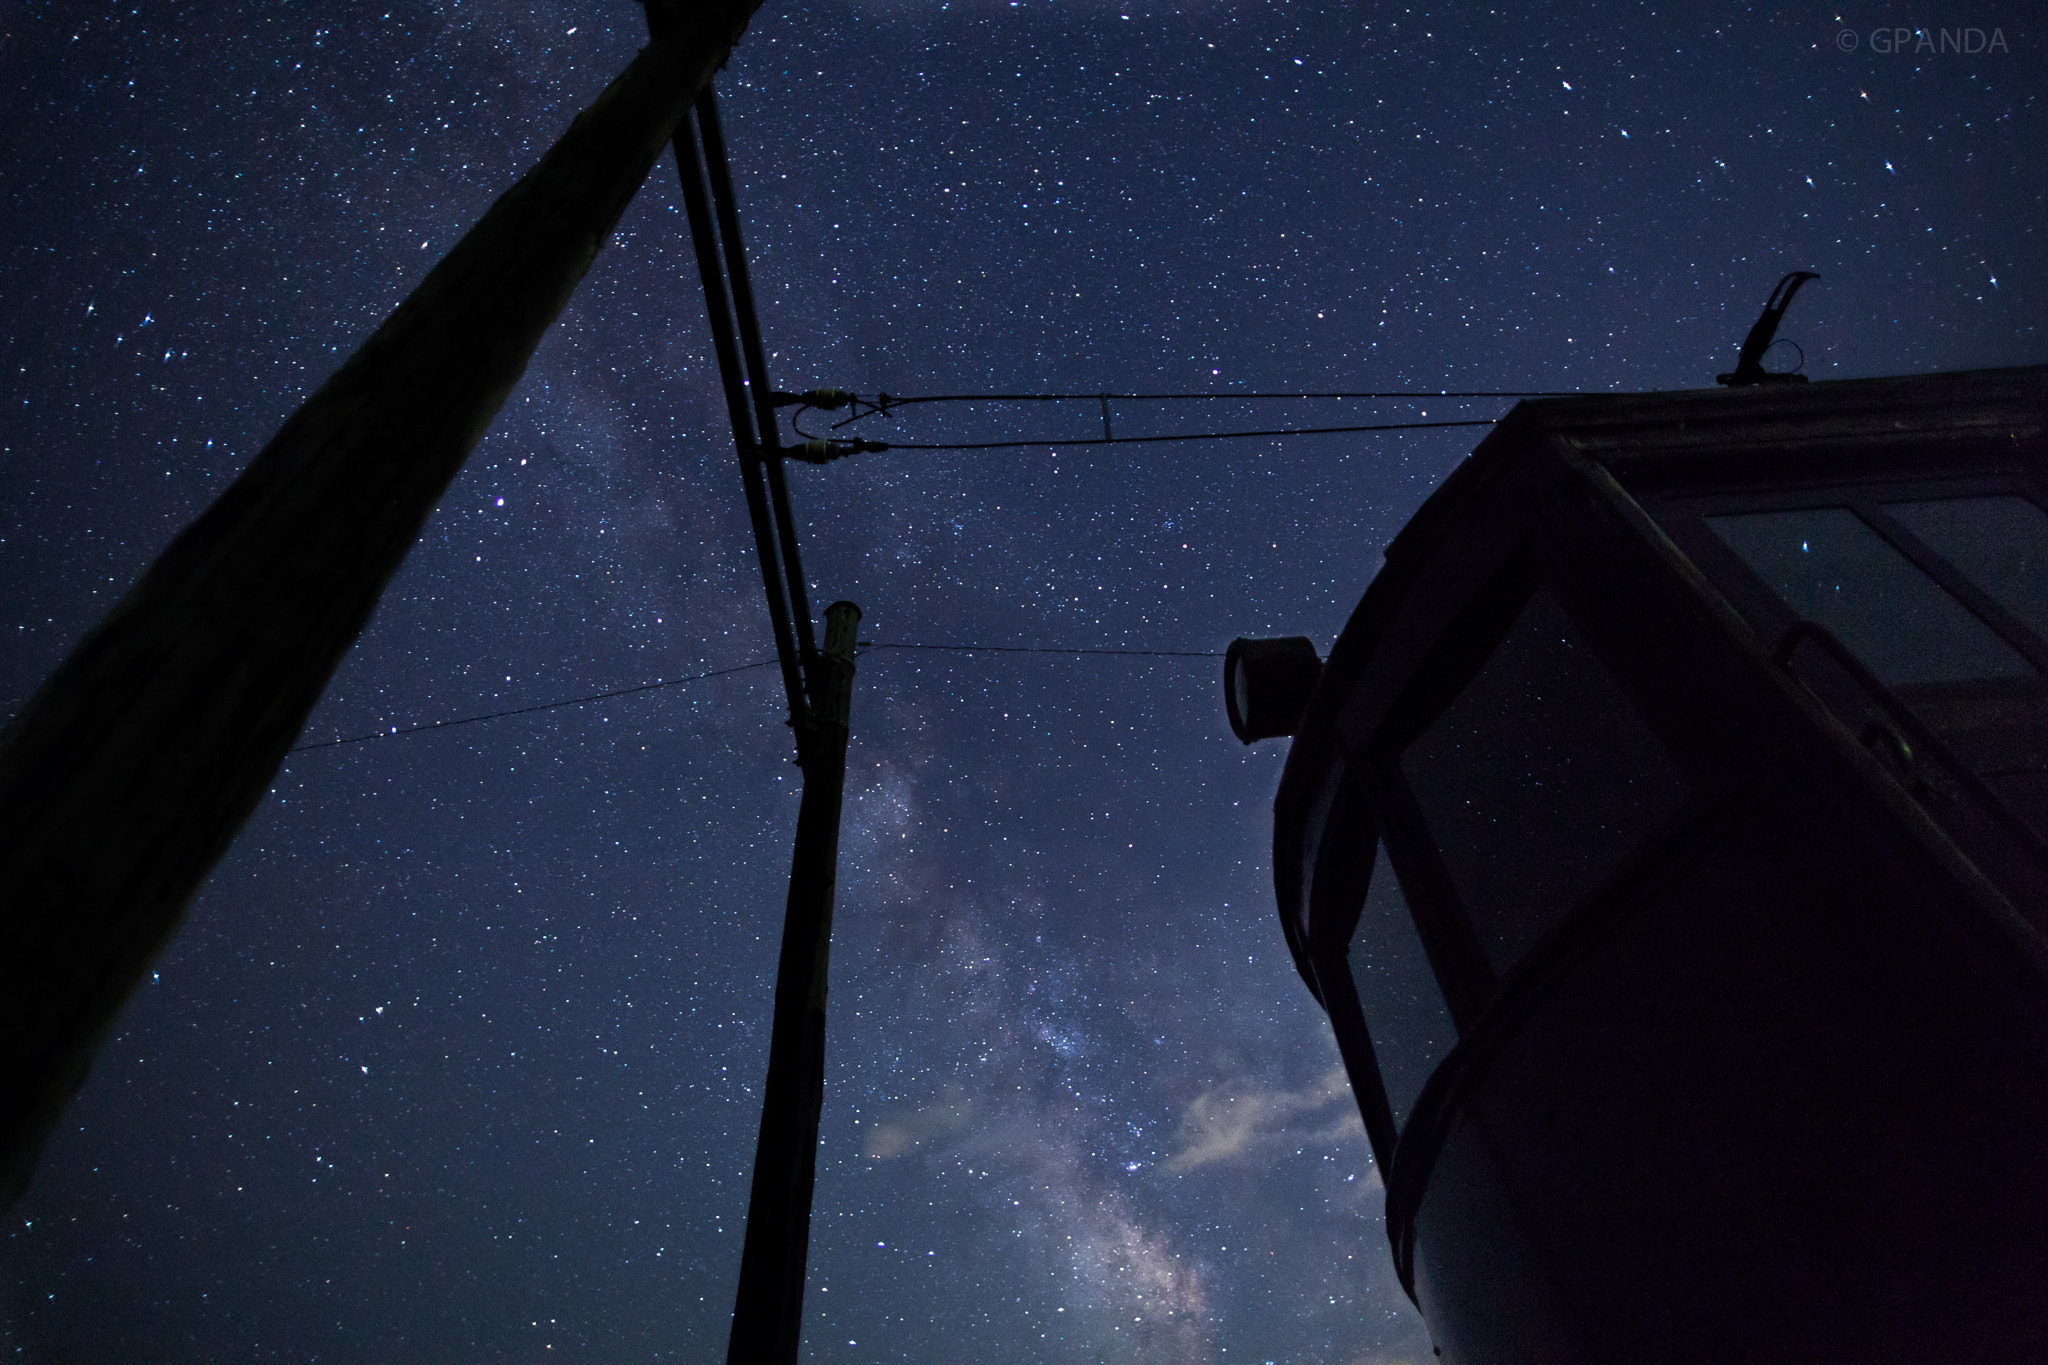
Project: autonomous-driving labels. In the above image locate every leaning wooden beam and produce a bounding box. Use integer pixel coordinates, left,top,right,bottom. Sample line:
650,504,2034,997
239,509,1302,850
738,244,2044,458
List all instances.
0,0,764,1205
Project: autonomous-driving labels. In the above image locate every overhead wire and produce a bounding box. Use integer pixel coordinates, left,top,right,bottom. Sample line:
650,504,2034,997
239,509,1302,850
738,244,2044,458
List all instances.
287,659,782,752
827,389,1575,427
295,385,1515,750
783,386,1554,454
795,415,1501,451
859,642,1224,660
285,643,1226,753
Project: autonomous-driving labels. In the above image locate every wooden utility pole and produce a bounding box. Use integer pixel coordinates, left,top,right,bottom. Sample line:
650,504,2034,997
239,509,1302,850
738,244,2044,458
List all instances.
0,1,767,1207
727,600,861,1365
637,45,869,1354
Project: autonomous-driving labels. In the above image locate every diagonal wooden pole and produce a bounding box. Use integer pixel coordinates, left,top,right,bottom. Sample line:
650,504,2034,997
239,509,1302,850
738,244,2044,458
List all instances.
0,0,766,1207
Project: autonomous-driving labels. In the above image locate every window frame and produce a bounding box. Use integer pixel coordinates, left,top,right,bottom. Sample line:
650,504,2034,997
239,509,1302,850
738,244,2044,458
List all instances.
1658,473,2048,675
1360,555,1541,1028
1303,761,1473,1171
1358,546,1707,1030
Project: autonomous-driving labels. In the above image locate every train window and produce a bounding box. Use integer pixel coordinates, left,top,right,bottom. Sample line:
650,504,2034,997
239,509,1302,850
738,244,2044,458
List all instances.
1400,587,1690,974
1885,495,2048,649
1347,840,1456,1130
1708,506,2036,685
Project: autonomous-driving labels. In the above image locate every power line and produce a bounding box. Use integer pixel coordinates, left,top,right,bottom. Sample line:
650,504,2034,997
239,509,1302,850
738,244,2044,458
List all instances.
788,413,1500,452
284,642,1225,754
860,642,1223,660
796,387,1573,420
856,416,1500,452
287,658,778,752
778,385,1569,456
896,388,1565,401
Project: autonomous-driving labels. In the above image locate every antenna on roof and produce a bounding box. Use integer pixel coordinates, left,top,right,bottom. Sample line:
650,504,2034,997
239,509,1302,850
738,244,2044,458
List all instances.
1716,270,1820,387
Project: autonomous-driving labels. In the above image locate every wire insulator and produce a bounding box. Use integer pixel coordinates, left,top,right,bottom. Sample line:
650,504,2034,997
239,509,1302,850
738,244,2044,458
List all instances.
792,438,889,463
771,388,856,410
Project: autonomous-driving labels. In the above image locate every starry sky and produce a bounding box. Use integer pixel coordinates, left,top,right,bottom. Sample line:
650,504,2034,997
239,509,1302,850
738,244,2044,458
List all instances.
0,2,2040,1361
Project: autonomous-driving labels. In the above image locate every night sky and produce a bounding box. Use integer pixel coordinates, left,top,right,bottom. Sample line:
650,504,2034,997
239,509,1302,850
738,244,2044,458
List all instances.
1,3,2040,1361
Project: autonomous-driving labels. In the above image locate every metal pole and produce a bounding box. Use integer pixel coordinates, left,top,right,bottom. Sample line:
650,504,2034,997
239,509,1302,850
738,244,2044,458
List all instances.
726,600,861,1365
0,4,768,1208
668,105,807,721
695,92,821,671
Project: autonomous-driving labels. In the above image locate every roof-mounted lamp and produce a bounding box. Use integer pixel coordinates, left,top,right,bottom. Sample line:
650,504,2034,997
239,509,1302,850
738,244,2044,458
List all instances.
1223,636,1323,743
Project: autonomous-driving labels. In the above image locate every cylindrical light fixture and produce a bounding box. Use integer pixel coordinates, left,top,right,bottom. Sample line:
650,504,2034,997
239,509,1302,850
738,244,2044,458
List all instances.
1223,636,1323,743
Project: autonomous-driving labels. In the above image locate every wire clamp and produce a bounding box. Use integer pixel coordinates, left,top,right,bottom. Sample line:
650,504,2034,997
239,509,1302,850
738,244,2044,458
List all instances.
771,388,856,410
793,437,889,464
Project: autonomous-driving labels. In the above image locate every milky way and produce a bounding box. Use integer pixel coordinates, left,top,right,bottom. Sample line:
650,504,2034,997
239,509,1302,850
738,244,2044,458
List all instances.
1,3,2039,1360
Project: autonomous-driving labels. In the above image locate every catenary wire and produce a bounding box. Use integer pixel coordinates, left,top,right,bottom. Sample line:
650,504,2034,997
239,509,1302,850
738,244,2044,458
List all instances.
792,414,1501,450
843,388,1574,408
821,387,1572,430
859,642,1223,659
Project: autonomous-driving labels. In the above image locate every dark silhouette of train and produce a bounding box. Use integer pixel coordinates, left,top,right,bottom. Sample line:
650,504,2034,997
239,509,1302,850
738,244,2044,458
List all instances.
1228,362,2048,1362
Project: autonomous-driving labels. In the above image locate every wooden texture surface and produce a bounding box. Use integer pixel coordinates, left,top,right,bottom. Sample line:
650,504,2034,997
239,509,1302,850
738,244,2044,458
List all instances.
0,0,763,1205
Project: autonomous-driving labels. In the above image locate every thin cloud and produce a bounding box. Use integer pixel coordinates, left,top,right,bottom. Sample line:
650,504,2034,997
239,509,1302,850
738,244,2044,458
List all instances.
1165,1066,1361,1173
863,1087,981,1159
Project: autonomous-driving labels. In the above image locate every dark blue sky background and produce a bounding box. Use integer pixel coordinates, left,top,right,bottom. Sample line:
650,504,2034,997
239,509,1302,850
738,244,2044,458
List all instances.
1,2,2039,1360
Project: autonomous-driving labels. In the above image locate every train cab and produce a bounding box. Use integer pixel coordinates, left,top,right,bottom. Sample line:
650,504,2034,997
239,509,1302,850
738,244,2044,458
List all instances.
1230,365,2048,1363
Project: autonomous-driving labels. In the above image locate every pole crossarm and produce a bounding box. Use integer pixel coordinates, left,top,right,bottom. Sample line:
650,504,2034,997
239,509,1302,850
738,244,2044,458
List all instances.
0,2,768,1208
